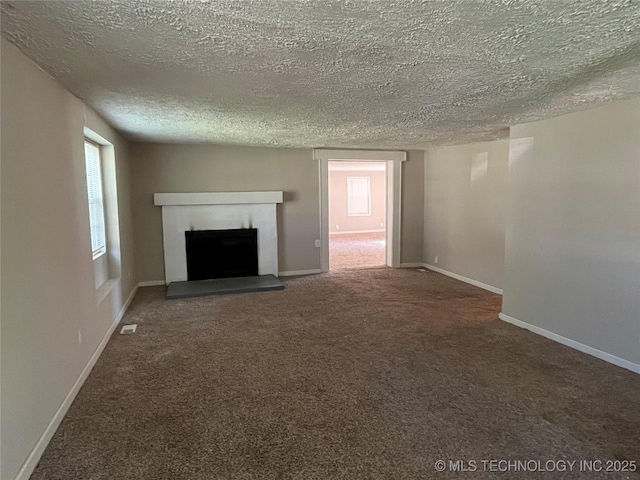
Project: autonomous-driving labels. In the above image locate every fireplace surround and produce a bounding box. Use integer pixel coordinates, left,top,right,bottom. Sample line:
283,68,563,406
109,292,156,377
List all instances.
154,192,283,284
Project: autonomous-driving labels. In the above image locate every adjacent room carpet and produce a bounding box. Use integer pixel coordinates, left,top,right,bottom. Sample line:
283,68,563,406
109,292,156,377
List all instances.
31,268,640,479
329,232,386,270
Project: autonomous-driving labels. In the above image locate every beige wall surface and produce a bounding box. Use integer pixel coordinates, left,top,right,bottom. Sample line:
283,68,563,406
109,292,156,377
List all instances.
132,147,425,280
130,144,321,280
503,98,640,366
1,40,136,480
400,150,425,264
329,170,386,233
423,140,508,288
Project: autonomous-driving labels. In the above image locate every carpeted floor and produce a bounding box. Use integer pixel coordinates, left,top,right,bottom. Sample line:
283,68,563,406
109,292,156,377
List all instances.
31,268,640,480
329,232,386,270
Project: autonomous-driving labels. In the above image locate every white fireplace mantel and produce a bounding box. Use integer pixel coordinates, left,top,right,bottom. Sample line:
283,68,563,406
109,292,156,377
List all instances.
154,191,283,206
155,192,283,284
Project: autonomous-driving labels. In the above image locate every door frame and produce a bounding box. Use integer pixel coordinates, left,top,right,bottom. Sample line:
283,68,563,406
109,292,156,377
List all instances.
313,149,406,273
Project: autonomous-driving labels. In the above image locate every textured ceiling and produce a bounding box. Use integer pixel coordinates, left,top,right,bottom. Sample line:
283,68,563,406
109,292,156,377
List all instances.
2,0,639,148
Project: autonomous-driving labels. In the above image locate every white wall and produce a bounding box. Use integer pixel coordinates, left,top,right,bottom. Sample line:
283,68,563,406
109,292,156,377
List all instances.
423,140,509,289
1,39,136,480
502,98,640,369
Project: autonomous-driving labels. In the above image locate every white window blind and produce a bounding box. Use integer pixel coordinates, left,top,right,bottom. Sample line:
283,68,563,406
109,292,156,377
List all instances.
347,176,371,216
84,141,106,259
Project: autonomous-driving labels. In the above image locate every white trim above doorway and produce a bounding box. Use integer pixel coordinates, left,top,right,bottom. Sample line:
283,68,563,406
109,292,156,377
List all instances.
313,149,406,273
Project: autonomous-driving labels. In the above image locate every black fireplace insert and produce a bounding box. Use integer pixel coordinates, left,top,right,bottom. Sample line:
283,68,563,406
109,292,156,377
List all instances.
185,228,258,281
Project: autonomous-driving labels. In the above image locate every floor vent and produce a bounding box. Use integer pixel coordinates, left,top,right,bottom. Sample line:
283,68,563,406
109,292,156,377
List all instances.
120,324,137,334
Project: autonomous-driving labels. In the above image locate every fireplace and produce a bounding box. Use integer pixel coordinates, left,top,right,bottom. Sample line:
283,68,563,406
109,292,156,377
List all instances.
154,191,283,284
185,228,258,281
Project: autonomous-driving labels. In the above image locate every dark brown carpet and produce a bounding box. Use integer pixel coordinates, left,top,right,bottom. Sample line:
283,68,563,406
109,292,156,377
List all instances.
329,232,386,270
31,268,640,479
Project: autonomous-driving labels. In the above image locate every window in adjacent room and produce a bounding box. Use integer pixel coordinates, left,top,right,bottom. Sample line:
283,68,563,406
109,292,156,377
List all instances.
347,176,371,216
84,140,106,259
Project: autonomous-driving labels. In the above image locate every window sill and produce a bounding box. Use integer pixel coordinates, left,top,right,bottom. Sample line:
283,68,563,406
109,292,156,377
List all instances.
92,249,107,261
96,278,118,305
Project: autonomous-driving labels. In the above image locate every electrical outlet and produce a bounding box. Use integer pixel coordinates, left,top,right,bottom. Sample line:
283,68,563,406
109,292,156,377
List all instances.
315,239,321,248
77,329,82,345
380,223,384,227
435,256,439,264
336,225,340,230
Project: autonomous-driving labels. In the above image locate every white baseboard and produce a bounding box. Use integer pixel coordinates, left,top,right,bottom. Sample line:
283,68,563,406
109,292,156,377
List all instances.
400,262,424,268
329,229,385,235
499,313,640,374
15,284,139,480
422,264,503,295
278,269,322,277
137,280,166,287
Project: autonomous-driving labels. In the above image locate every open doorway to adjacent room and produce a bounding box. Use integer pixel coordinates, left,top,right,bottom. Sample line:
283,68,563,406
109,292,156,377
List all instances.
328,161,387,271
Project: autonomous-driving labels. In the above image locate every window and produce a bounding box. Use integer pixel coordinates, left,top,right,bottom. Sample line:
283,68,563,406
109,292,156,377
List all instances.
347,176,371,216
84,140,106,259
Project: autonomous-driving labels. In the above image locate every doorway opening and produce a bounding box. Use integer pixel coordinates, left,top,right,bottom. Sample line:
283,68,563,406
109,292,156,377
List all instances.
314,149,406,273
328,161,387,270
